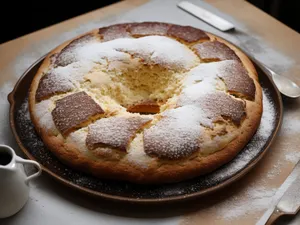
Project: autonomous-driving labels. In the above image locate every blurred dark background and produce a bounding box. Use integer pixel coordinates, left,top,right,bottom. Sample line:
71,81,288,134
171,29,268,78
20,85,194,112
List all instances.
0,0,121,44
247,0,300,33
0,0,299,44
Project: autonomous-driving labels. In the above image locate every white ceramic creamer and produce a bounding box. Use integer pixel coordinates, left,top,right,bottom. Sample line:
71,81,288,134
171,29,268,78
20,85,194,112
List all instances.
0,144,42,218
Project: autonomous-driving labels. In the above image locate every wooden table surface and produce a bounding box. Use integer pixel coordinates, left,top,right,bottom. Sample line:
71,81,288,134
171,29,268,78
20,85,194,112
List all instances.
0,1,299,225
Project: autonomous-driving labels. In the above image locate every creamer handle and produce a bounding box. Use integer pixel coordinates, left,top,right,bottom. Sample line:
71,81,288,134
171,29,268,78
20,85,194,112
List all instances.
16,156,42,184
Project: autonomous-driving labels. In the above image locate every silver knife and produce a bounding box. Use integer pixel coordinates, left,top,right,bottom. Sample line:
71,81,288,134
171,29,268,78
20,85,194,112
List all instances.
177,1,235,31
257,160,300,225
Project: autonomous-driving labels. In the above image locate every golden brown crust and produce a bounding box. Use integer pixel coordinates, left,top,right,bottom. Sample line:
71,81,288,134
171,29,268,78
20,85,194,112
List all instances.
192,40,240,61
128,22,171,37
126,100,161,114
98,23,132,41
28,22,263,184
167,24,209,43
52,91,104,136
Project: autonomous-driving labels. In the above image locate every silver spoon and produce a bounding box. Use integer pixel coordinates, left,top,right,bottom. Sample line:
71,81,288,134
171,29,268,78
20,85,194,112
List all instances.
263,63,300,98
249,56,300,98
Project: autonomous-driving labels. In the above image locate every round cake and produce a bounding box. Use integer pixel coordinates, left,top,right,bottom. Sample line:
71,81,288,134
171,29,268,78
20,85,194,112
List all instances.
29,22,263,184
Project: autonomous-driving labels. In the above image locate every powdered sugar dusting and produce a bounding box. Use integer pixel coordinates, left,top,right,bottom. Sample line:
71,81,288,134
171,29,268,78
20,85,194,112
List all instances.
36,72,75,101
256,91,276,138
144,105,207,159
75,36,199,70
67,128,88,152
126,133,154,168
285,152,300,163
204,185,277,221
55,34,96,67
179,60,256,103
34,99,57,131
267,160,283,179
76,41,130,66
178,60,242,104
86,116,151,151
179,61,221,102
178,61,232,116
34,99,54,118
52,60,95,84
178,61,246,125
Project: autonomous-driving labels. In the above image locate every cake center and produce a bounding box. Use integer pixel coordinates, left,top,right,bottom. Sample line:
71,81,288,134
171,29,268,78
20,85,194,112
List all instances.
79,36,200,114
85,63,187,114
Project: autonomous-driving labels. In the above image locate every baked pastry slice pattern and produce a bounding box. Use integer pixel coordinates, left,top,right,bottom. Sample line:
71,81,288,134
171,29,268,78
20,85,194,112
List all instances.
28,22,263,184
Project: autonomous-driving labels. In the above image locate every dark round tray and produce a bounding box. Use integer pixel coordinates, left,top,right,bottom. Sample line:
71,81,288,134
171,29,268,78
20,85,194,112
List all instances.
8,52,283,204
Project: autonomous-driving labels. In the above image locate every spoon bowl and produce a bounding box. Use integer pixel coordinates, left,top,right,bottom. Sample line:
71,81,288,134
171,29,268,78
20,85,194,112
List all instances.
259,62,300,98
271,72,300,98
246,55,300,98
